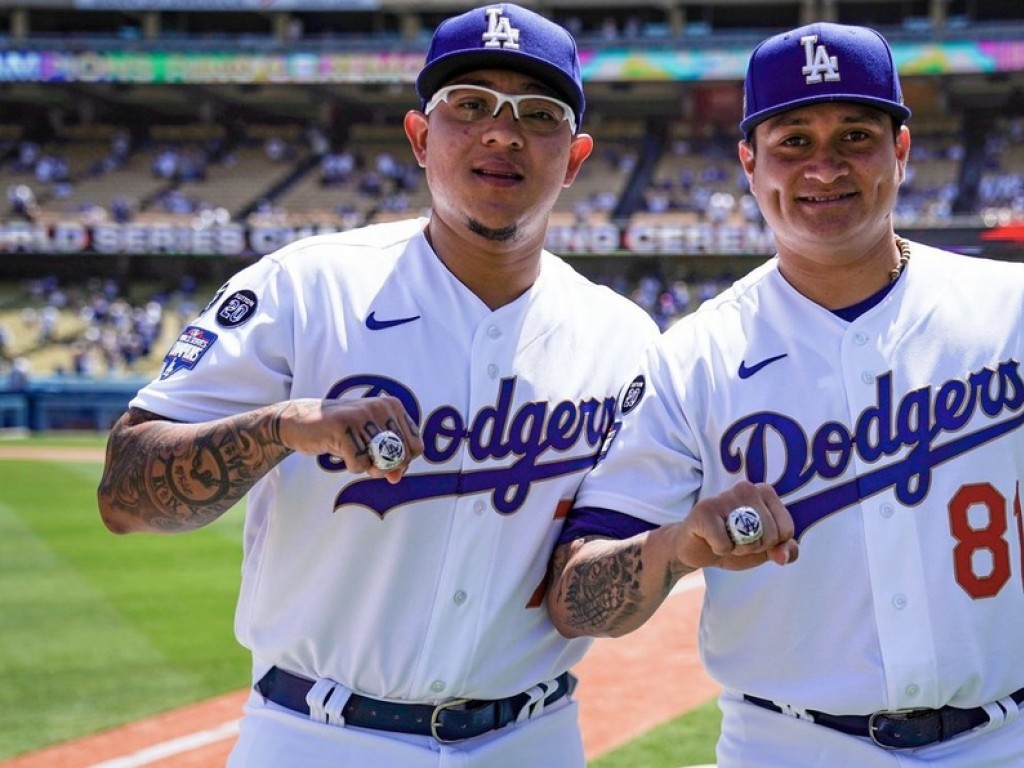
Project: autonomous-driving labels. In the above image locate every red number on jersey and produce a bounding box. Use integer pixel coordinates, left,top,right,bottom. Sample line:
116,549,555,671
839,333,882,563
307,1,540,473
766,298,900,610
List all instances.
949,482,1013,599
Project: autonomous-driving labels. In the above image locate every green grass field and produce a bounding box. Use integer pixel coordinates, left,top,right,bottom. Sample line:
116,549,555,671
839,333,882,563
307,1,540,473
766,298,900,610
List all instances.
0,434,720,765
591,700,720,768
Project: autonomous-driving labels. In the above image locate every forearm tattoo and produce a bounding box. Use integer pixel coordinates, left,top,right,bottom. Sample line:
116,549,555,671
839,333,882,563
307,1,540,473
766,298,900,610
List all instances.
561,541,646,634
99,406,293,531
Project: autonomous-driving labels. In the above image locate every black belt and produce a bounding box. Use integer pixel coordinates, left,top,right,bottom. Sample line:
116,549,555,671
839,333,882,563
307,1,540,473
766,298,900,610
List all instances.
744,687,1024,750
256,666,575,743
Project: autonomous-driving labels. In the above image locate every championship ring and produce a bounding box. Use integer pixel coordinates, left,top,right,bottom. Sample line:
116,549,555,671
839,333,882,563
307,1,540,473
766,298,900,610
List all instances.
368,430,405,471
726,506,763,546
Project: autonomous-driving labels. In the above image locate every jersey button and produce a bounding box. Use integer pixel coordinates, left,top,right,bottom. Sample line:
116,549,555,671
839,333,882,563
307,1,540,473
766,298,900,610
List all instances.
473,500,486,514
905,684,921,698
487,325,502,339
430,680,446,693
880,504,894,518
892,593,908,610
854,332,869,345
487,363,499,379
453,590,468,605
861,371,875,385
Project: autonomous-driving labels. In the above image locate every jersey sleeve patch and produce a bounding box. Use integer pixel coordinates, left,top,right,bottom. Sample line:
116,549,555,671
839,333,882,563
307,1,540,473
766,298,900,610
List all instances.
160,326,218,380
620,374,646,414
215,289,259,328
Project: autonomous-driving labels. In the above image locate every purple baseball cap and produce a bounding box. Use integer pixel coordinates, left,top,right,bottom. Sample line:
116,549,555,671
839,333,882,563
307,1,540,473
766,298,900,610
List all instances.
740,22,911,139
416,3,585,130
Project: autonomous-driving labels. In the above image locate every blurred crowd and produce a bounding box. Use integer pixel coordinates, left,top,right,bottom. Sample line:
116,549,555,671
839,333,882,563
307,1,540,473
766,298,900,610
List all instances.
978,116,1024,222
0,262,721,388
6,110,1022,231
0,273,201,388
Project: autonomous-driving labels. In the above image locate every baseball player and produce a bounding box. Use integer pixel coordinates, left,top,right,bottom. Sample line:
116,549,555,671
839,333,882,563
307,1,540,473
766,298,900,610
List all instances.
96,5,658,767
546,22,1024,767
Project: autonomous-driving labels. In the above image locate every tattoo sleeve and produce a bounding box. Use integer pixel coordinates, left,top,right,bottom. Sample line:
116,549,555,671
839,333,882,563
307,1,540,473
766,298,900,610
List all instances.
553,535,696,637
559,539,646,635
98,405,293,533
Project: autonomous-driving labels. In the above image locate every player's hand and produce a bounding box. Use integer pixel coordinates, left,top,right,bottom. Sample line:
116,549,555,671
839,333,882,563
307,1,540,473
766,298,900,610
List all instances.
276,396,423,482
668,481,798,571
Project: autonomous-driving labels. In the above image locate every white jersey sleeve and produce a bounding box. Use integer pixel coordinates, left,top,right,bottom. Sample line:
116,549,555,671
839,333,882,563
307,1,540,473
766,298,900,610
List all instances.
133,255,293,421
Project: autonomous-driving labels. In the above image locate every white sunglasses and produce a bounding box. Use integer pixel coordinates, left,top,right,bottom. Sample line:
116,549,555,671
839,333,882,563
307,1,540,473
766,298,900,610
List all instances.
425,84,577,135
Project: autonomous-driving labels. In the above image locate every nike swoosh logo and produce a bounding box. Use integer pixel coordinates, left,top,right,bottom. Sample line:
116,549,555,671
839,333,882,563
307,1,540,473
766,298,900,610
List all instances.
366,311,421,330
738,353,788,379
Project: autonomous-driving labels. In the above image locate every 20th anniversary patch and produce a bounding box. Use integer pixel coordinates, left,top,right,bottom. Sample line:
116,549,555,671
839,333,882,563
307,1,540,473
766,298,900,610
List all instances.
215,289,258,328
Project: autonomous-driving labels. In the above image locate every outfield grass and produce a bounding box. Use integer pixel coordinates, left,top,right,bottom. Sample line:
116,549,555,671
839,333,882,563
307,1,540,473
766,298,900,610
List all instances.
0,435,721,765
0,438,249,759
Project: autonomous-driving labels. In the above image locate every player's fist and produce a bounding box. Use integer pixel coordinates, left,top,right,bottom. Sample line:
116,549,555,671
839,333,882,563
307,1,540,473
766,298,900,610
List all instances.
276,396,423,482
669,481,798,571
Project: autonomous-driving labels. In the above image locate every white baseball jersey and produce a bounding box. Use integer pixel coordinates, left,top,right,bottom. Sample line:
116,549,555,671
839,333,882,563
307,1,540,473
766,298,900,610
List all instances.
576,241,1024,715
131,217,658,703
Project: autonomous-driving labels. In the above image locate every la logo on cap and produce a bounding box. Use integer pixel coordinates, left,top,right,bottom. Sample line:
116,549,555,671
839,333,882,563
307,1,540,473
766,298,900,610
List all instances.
801,35,840,84
483,6,521,50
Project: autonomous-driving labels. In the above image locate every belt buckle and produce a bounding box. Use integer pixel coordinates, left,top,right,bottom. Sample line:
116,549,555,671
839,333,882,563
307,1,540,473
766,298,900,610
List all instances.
430,698,472,743
868,708,935,750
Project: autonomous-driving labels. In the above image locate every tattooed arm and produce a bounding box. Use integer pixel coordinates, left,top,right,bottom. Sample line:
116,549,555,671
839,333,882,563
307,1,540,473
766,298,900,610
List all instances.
97,395,423,534
545,528,696,638
546,482,799,638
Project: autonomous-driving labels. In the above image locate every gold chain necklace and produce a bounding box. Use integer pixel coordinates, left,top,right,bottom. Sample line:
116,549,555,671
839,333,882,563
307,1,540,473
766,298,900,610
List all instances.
890,236,911,283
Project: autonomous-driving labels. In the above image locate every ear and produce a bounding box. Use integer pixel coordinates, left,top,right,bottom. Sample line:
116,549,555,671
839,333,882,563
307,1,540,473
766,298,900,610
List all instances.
738,139,755,183
895,124,911,183
404,110,428,169
562,133,594,187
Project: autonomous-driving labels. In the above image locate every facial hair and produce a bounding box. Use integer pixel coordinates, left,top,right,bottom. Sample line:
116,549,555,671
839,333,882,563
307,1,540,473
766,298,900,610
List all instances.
468,218,518,243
